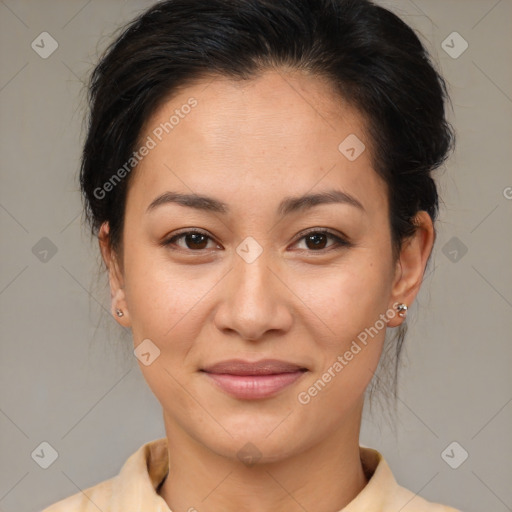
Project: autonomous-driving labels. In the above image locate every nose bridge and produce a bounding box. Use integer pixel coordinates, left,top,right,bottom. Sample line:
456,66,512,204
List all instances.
232,237,276,306
213,236,292,340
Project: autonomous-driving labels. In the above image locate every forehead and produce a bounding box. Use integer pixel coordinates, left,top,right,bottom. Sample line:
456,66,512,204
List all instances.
127,70,386,216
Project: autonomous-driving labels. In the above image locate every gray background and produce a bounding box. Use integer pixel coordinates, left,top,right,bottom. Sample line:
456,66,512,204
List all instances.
0,1,511,511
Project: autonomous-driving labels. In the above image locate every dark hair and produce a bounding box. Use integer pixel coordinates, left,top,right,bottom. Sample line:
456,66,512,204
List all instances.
80,0,455,397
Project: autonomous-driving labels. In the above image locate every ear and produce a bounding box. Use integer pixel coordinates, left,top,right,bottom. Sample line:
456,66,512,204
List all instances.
98,222,131,328
387,211,435,327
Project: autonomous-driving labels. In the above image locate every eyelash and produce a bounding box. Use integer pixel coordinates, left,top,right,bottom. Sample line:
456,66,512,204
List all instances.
162,228,352,253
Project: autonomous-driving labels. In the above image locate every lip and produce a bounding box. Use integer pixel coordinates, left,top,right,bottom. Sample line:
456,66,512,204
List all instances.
201,359,308,400
202,359,307,375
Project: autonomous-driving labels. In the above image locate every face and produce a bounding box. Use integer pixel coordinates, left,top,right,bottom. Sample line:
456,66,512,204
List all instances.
100,70,431,463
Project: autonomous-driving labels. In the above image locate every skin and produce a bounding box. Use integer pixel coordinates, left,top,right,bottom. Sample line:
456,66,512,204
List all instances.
99,69,434,512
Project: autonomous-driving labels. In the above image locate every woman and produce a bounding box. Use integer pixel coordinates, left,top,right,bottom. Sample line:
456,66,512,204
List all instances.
42,0,460,510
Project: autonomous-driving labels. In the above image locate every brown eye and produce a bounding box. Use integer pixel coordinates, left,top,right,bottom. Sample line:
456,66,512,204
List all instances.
164,230,217,251
294,230,351,252
304,232,329,250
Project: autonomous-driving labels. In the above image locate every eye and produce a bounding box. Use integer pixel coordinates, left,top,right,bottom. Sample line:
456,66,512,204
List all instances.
163,230,219,251
293,229,351,252
162,228,351,253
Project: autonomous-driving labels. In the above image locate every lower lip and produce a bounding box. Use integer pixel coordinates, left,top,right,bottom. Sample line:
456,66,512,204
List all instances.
203,371,307,400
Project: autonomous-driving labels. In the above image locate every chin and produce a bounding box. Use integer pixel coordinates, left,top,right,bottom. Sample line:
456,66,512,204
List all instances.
193,411,314,463
209,434,303,465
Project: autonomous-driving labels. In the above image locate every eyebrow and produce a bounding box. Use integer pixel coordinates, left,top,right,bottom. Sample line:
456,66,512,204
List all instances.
145,188,365,216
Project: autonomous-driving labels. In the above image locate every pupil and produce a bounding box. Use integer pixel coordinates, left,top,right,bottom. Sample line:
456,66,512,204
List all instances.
188,233,207,249
307,234,326,250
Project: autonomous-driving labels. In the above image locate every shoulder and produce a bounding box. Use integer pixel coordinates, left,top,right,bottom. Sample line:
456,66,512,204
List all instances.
40,437,170,512
351,447,462,512
387,482,462,512
40,477,115,512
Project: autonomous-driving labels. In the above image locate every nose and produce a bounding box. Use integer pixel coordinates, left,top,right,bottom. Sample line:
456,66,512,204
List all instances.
213,247,293,342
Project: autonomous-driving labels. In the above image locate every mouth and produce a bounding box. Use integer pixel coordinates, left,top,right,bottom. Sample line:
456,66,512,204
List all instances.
200,359,308,400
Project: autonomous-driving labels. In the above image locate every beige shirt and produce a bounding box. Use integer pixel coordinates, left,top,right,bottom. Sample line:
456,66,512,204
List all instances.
41,437,460,512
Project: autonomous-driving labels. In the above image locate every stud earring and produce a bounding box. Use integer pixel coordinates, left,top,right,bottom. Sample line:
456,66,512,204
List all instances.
115,308,124,318
396,303,408,318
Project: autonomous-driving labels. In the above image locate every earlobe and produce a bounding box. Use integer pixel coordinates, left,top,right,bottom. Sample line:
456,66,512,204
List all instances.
387,211,435,327
111,288,131,326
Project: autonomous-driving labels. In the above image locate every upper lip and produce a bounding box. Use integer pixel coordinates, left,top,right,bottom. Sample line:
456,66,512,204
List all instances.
201,359,307,376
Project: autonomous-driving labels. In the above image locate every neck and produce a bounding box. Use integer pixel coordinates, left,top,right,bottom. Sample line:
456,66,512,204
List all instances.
158,406,368,512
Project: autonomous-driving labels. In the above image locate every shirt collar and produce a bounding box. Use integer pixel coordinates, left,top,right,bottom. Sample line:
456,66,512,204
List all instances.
112,437,171,512
110,437,425,512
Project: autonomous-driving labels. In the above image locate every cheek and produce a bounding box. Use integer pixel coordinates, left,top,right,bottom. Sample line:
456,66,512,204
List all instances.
294,266,391,415
123,247,208,413
293,257,393,342
292,253,394,406
122,242,210,340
